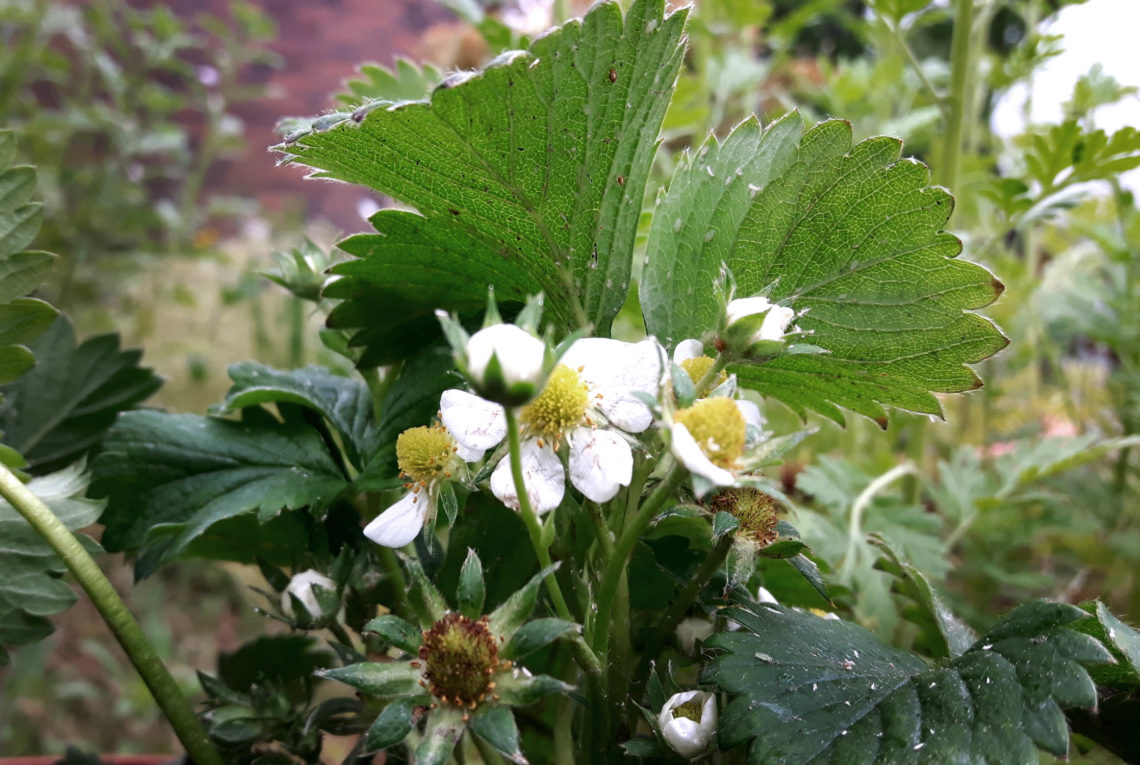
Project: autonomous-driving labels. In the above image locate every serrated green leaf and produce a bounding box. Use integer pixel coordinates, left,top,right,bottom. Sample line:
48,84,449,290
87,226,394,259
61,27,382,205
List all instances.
0,315,161,473
218,635,332,693
0,464,104,662
643,118,1008,425
363,614,423,654
334,58,442,107
457,547,485,619
277,0,688,363
0,251,53,304
1075,601,1140,688
704,600,1112,763
871,534,975,659
92,410,351,573
214,362,379,471
362,697,417,753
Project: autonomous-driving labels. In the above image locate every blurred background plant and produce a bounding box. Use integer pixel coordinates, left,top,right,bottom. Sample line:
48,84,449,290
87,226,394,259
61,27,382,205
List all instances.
2,0,1139,760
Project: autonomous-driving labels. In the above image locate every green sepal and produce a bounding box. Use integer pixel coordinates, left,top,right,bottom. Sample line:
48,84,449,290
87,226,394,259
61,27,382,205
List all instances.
318,661,422,699
757,538,808,559
469,706,526,763
406,556,449,624
493,670,574,707
362,697,419,754
501,618,578,661
1075,600,1140,687
414,705,467,765
488,563,559,643
725,536,759,593
711,510,739,541
256,557,290,592
457,547,486,619
439,482,460,528
197,671,251,706
363,614,423,654
671,363,696,408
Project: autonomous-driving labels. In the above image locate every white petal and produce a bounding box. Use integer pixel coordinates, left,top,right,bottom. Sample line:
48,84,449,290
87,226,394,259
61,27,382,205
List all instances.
363,491,429,548
454,441,484,462
658,691,717,759
563,337,666,433
567,427,633,502
735,399,765,431
673,339,704,365
281,569,336,618
758,305,795,341
466,324,546,387
671,423,735,486
725,296,772,324
440,389,507,455
756,586,778,604
489,439,565,514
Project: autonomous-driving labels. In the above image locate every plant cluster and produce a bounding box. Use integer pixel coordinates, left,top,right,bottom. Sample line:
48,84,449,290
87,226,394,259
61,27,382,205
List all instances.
2,0,1140,763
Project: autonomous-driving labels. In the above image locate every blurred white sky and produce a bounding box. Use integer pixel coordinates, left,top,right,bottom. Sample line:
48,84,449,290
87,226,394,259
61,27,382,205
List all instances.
992,0,1140,136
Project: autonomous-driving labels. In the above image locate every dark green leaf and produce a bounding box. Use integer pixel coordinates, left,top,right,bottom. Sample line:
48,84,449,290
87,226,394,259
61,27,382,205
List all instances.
362,697,418,753
501,617,578,660
457,547,485,619
278,0,688,362
0,464,103,663
218,635,331,693
469,706,525,763
642,118,1008,425
0,315,161,473
493,670,574,707
93,410,351,573
756,538,807,559
1075,600,1140,688
214,362,379,471
788,553,829,604
363,614,423,654
705,600,1112,763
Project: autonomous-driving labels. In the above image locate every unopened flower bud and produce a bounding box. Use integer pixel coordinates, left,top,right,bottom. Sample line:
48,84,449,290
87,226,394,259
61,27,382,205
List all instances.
658,690,717,759
281,569,337,622
721,296,796,357
464,324,548,406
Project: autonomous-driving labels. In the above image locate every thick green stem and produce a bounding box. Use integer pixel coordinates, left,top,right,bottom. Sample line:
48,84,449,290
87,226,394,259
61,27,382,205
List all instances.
0,465,223,765
939,0,976,198
504,408,601,676
553,0,570,25
591,464,684,660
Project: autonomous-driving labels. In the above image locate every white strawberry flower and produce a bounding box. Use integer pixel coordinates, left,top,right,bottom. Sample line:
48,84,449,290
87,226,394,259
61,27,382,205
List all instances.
363,424,469,548
658,690,718,759
442,337,666,513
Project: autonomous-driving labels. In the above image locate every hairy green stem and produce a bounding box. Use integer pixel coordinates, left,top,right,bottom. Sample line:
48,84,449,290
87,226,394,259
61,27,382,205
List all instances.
504,408,601,676
0,465,223,765
939,0,976,197
839,463,917,580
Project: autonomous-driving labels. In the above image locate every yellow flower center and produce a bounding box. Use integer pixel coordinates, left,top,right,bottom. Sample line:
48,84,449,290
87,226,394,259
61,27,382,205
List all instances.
675,397,746,467
673,699,705,722
419,613,502,707
519,364,589,444
680,355,726,394
396,425,455,485
709,488,778,545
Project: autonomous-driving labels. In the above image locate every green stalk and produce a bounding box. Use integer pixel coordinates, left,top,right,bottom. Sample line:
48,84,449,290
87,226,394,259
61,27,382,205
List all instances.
503,408,601,676
939,0,976,197
553,0,570,25
0,465,223,765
